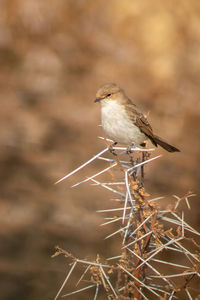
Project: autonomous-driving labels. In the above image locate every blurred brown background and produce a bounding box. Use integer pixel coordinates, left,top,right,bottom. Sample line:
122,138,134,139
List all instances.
0,0,200,299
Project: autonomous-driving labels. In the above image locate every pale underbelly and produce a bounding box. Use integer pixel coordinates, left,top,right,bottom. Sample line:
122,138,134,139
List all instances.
102,115,146,145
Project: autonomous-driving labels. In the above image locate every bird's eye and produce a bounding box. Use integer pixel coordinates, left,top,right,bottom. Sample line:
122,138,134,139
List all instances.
107,93,111,97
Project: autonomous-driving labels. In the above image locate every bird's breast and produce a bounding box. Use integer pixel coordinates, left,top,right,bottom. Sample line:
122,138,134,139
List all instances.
101,100,146,145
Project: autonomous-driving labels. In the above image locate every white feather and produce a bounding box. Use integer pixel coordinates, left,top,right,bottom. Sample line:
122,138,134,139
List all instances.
101,100,146,145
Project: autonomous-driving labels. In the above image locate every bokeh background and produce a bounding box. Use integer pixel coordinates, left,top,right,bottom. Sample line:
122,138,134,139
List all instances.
0,0,200,299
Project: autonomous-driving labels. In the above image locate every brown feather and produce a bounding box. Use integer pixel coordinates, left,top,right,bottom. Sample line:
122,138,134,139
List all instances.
125,100,157,146
125,99,180,152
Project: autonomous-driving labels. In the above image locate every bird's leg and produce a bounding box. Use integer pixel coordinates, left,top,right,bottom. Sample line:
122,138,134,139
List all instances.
126,144,136,170
126,145,133,154
140,143,150,186
109,142,126,172
109,142,118,156
141,152,145,186
126,142,137,154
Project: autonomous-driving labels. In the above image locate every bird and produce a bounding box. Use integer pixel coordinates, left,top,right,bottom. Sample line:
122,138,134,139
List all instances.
94,83,180,153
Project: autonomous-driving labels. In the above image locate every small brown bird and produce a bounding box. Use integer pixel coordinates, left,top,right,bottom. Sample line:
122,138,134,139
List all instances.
94,83,180,152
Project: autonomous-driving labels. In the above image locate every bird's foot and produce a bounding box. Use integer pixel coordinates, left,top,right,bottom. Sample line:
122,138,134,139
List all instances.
126,143,137,154
109,142,118,156
126,145,133,154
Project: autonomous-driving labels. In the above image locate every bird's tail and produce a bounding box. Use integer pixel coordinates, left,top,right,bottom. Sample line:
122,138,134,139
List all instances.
153,135,180,152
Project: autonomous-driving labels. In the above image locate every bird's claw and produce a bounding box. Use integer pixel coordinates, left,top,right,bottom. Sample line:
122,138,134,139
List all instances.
109,142,117,156
126,144,134,154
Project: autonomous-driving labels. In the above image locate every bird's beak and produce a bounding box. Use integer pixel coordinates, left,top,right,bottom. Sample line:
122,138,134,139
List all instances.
94,98,101,103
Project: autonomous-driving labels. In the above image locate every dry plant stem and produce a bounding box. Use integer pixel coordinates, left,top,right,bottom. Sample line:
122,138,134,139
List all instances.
124,158,156,299
102,147,159,299
53,142,200,299
140,147,150,184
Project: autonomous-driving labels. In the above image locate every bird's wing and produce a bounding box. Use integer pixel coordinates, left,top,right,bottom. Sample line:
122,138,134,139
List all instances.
125,99,157,146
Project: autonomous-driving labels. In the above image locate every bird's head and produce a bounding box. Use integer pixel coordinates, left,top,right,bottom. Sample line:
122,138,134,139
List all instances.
94,83,125,105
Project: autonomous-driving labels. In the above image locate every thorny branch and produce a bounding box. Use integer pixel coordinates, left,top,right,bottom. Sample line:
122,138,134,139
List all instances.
53,140,200,299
